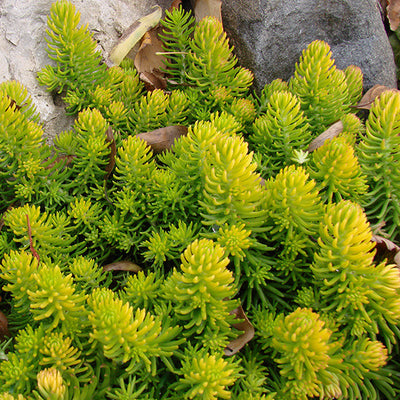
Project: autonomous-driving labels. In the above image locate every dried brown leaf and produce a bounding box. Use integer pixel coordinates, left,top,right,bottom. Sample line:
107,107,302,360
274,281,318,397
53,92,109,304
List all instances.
168,0,182,11
46,154,75,170
134,26,167,90
108,6,162,66
224,306,254,356
372,235,400,267
139,70,167,91
355,85,400,110
0,311,10,341
307,120,343,152
103,261,142,272
193,0,222,22
394,252,400,267
388,0,400,30
137,125,188,153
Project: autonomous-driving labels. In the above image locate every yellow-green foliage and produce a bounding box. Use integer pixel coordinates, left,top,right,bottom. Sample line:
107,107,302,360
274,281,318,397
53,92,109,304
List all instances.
308,136,368,203
358,91,400,238
312,201,400,343
174,346,242,400
263,165,323,283
1,251,39,316
0,83,50,210
164,239,237,343
201,133,266,230
36,368,66,400
37,0,107,110
271,308,342,400
1,1,400,399
250,91,310,177
186,17,253,99
290,40,362,134
88,287,181,374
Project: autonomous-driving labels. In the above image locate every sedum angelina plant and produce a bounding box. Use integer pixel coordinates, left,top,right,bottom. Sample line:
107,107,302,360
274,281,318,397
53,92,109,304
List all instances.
308,136,368,203
358,90,400,239
163,239,238,350
160,7,254,120
289,40,363,135
263,165,323,286
38,1,254,133
0,82,54,212
249,90,310,178
253,306,392,400
1,0,400,399
173,345,242,400
311,200,400,345
248,42,363,179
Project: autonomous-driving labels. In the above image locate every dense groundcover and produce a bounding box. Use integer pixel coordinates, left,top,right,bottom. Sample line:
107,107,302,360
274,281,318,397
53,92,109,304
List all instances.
0,1,400,399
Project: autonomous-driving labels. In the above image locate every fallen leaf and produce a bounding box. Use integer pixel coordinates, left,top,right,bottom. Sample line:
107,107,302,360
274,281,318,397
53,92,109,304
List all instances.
168,0,183,11
0,311,10,342
192,0,222,22
45,154,75,170
224,306,254,356
135,26,167,90
307,120,343,152
137,125,188,153
103,261,142,272
387,0,400,30
355,85,400,110
380,0,388,11
372,235,400,267
139,70,167,91
108,6,162,66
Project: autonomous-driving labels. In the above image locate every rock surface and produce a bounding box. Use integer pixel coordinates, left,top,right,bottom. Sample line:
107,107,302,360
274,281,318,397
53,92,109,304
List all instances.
0,0,171,141
222,0,397,93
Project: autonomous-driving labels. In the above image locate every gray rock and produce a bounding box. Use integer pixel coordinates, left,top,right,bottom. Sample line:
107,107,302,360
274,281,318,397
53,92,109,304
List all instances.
0,0,171,142
222,0,397,93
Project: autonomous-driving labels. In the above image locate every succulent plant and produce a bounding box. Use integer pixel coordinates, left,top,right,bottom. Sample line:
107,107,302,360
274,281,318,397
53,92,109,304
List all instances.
289,40,362,134
312,200,400,345
308,136,368,203
37,0,107,113
358,90,400,239
249,90,310,177
163,239,237,341
173,346,242,400
0,1,399,398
